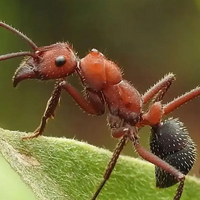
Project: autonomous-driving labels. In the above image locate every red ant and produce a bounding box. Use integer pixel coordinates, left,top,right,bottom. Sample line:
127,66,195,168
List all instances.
0,22,199,200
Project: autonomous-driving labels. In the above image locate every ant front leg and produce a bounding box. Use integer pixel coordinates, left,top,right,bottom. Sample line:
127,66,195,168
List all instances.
59,80,105,115
23,79,105,140
23,81,62,139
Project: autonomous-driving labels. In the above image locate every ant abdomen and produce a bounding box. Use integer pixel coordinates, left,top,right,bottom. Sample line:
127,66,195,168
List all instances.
150,118,196,188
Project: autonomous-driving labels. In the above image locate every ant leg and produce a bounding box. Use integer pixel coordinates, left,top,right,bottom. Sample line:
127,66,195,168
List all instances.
84,88,105,115
138,86,200,127
151,82,172,104
129,132,185,200
59,80,105,115
142,73,175,104
139,75,176,127
106,113,129,138
138,75,175,127
137,101,163,127
91,135,127,200
163,86,200,115
174,181,185,200
23,81,62,139
24,79,105,139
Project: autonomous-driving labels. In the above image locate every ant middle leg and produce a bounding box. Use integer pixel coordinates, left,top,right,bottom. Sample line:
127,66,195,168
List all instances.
91,134,127,200
91,114,129,199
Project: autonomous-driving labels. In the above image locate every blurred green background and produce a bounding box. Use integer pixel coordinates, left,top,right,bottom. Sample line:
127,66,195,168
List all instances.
0,0,200,198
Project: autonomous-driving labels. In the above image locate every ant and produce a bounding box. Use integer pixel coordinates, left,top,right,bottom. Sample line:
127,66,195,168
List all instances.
0,22,199,200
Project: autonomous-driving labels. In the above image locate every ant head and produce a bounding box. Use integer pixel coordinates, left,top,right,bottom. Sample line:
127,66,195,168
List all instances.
0,22,78,87
13,43,77,86
79,48,122,91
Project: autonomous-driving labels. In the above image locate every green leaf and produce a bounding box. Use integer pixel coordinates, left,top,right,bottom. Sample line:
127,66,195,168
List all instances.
0,128,199,200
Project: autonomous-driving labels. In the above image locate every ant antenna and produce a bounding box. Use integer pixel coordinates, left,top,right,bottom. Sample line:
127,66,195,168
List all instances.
0,22,38,50
0,52,37,61
0,22,38,61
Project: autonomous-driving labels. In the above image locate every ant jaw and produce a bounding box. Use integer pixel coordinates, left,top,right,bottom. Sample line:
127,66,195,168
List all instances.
13,61,38,87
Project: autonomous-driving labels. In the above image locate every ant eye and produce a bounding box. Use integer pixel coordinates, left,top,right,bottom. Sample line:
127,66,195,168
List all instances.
55,56,66,67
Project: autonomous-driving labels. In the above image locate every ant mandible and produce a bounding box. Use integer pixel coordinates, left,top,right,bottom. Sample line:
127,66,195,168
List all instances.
0,22,199,200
